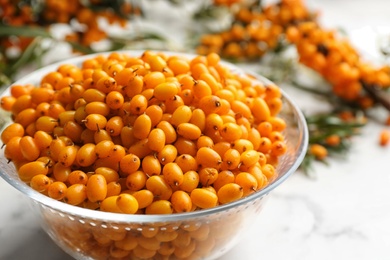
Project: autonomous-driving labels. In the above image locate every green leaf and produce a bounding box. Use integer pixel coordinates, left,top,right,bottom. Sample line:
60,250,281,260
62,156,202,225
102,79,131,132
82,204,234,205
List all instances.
3,37,43,78
0,24,52,38
67,41,95,54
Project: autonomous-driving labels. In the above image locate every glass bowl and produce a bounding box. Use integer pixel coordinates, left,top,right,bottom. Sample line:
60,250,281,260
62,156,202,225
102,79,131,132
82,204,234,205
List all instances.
0,50,308,260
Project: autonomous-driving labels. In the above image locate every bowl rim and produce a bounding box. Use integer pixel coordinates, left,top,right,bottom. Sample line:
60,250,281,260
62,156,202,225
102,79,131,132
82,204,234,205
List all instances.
0,50,309,223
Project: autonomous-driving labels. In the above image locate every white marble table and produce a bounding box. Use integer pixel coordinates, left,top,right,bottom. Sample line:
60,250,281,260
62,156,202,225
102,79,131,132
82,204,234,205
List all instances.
1,0,390,259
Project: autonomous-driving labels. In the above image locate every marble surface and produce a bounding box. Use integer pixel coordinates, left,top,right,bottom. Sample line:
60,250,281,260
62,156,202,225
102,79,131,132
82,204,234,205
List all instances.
1,0,390,259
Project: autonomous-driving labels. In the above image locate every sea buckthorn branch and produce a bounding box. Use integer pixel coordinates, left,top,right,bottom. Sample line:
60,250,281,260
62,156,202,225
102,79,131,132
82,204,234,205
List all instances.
0,0,165,87
195,0,390,173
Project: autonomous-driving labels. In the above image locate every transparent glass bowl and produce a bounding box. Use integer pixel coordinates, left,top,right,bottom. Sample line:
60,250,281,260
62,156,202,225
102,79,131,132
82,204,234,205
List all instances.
0,51,308,260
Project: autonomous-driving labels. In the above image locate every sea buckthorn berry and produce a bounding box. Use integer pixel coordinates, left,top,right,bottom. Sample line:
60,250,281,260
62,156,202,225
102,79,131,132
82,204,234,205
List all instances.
168,57,190,75
144,71,165,89
82,88,106,103
105,91,124,110
100,196,122,213
14,108,37,128
74,106,87,125
119,153,141,176
30,87,55,105
257,137,272,154
248,165,268,190
11,94,32,116
142,155,161,176
95,140,115,159
154,82,179,101
197,135,214,149
213,170,235,191
108,144,127,163
35,116,58,133
57,145,78,167
261,163,277,182
379,130,390,146
1,123,24,145
198,95,222,115
177,123,202,140
133,114,151,140
270,140,287,156
1,96,16,111
309,144,328,160
69,84,85,101
95,167,119,183
48,181,67,200
19,136,40,162
129,94,148,115
190,188,218,209
196,147,222,169
189,108,206,132
145,175,172,200
120,126,136,149
96,76,117,93
85,101,110,116
126,170,147,191
325,134,341,147
132,245,157,259
83,114,107,131
132,189,154,209
170,105,192,127
47,101,66,119
10,85,34,98
217,183,243,204
251,97,271,123
235,172,258,196
18,160,49,182
192,80,212,99
198,167,218,187
257,121,273,137
53,162,71,182
155,230,179,242
220,122,242,142
174,137,197,156
164,95,184,114
86,174,107,203
179,170,200,193
205,113,223,131
269,131,284,143
63,121,83,143
222,148,241,170
68,170,89,185
34,130,53,151
30,174,51,193
76,143,97,167
94,128,112,143
157,144,178,165
35,102,50,117
240,150,260,168
156,121,177,144
114,233,138,251
175,154,197,173
145,200,173,215
57,110,75,127
171,190,193,213
128,138,152,159
125,74,144,98
147,128,166,152
64,184,87,205
107,181,122,197
248,127,261,150
145,105,163,128
106,116,124,136
162,162,184,187
116,193,139,214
